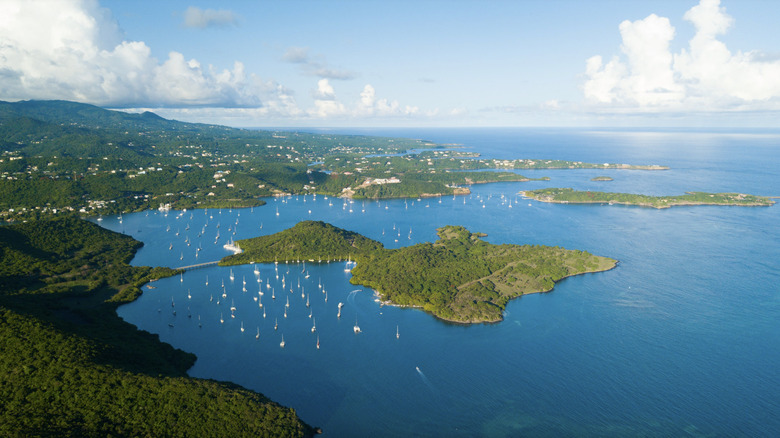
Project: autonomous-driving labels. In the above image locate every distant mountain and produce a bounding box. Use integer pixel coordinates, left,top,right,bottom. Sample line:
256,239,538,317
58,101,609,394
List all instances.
0,100,237,160
0,100,191,132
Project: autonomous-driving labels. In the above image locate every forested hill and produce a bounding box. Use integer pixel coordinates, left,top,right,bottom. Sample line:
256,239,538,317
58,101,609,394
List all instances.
0,216,315,437
223,221,617,323
0,99,198,133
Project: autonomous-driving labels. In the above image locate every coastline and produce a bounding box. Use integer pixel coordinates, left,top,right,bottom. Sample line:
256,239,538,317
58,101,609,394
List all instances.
521,190,776,209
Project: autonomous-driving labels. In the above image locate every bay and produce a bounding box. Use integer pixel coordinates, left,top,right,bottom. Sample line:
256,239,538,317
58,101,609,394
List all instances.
109,128,780,437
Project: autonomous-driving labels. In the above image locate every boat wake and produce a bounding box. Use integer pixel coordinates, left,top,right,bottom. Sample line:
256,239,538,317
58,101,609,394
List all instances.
415,366,436,394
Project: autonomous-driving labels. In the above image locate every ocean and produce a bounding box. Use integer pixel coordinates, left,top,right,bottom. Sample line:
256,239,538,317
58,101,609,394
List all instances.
110,128,780,437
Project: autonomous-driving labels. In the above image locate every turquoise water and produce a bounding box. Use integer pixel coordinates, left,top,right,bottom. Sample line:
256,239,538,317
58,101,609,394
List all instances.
111,129,780,437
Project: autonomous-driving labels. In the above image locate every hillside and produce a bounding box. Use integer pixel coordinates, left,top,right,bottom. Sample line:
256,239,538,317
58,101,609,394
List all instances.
223,221,617,323
0,216,315,437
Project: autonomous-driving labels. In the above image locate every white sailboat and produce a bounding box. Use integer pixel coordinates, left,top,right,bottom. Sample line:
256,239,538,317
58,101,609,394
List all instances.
396,325,400,339
316,335,320,349
353,317,361,334
311,317,316,333
256,327,260,339
280,334,285,348
240,321,244,332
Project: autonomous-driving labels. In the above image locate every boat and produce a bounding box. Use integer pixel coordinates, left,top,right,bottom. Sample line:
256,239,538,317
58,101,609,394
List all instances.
396,325,400,339
274,318,278,330
256,327,260,339
353,317,361,334
280,334,285,348
220,313,224,324
229,269,235,281
311,317,316,333
316,335,320,349
240,321,245,332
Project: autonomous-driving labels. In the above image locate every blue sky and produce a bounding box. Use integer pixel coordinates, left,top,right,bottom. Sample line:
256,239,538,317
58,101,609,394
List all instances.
2,0,780,127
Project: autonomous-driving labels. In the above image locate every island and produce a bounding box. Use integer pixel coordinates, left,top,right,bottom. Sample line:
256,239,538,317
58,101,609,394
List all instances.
522,188,776,208
221,221,617,323
0,216,315,437
591,176,614,181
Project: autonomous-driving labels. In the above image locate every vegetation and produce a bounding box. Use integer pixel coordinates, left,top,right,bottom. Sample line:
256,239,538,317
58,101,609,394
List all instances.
0,216,315,437
221,220,383,265
523,188,776,208
591,176,613,181
1,100,672,220
224,221,617,323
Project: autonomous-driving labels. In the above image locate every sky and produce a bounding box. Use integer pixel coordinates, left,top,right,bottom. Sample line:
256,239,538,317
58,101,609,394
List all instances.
2,0,780,128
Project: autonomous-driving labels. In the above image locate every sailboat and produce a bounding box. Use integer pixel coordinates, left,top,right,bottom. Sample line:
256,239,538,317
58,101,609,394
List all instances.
280,334,285,348
396,325,400,339
353,317,361,334
316,334,320,349
311,317,316,333
256,327,260,339
229,269,234,281
337,302,343,318
254,264,260,275
220,313,224,324
240,321,245,332
274,318,278,330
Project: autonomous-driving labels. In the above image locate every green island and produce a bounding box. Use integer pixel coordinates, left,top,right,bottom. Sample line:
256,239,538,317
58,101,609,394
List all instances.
523,188,776,208
0,216,315,437
221,221,617,323
1,100,667,221
591,176,614,181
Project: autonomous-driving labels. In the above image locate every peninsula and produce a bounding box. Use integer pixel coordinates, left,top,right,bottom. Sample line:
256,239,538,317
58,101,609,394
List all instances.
523,188,776,208
221,221,617,323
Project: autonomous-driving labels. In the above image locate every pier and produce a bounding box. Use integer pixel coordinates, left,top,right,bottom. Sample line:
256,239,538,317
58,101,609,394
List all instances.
176,260,220,271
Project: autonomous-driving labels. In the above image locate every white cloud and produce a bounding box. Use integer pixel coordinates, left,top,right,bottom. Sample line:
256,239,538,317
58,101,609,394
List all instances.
282,46,355,80
583,0,780,112
0,0,262,108
183,7,238,29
